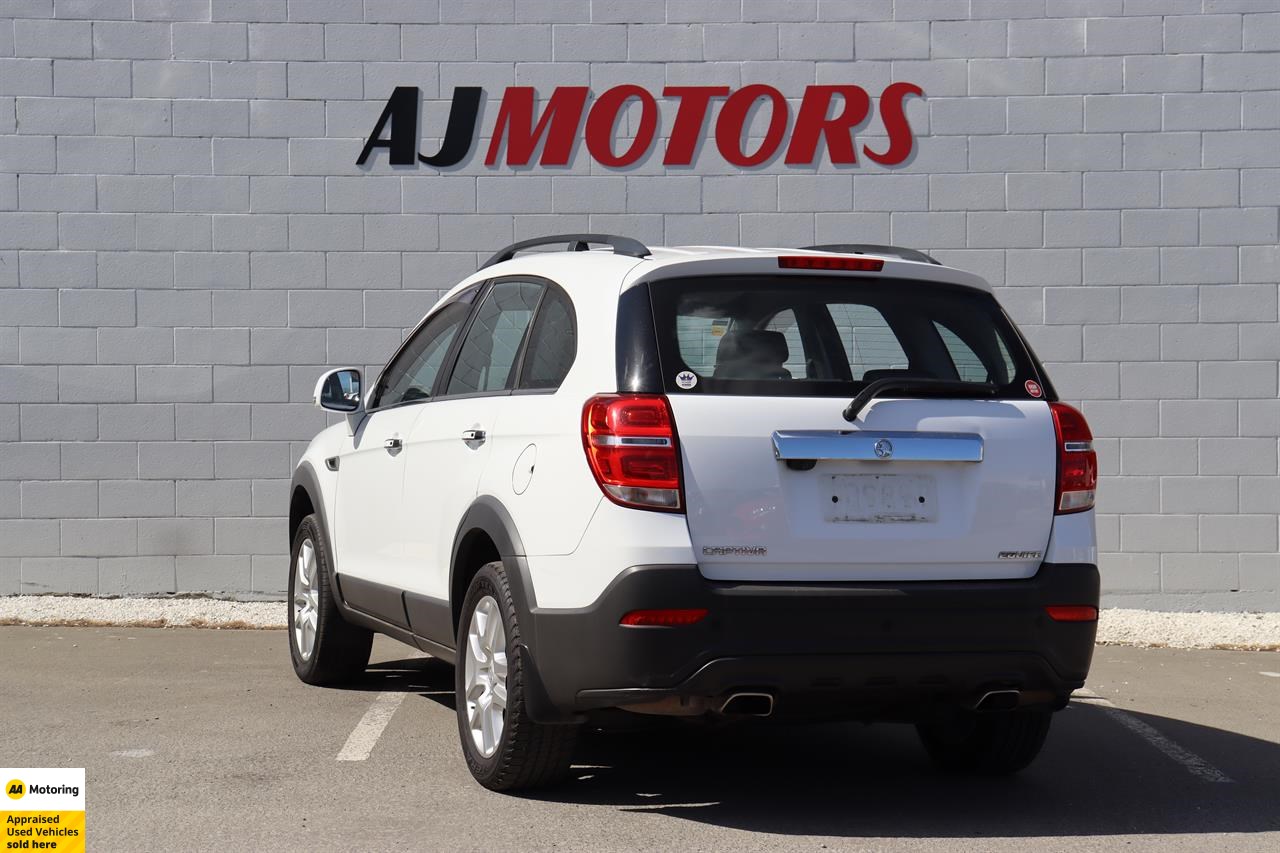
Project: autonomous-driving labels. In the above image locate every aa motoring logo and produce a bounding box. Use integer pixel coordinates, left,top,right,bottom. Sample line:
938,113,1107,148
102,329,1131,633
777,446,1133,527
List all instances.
4,781,21,801
358,83,923,170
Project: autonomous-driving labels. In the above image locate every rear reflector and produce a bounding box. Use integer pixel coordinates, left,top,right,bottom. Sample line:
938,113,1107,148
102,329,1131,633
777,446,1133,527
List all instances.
582,394,683,512
778,255,884,272
620,608,708,627
1049,402,1097,514
1045,605,1098,623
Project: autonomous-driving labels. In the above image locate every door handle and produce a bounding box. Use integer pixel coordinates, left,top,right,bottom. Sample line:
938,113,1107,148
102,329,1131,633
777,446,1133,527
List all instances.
384,437,402,451
461,429,486,443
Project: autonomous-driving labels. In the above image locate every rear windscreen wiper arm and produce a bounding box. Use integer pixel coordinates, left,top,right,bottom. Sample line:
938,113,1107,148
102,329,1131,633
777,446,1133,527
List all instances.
843,378,997,423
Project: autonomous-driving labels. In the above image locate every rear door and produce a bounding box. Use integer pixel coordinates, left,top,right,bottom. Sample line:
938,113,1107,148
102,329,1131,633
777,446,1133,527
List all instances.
651,273,1057,582
399,278,546,602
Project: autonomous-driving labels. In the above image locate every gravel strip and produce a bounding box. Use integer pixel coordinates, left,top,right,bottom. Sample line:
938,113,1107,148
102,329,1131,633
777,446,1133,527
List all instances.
0,596,286,630
1097,608,1280,652
1,597,1278,650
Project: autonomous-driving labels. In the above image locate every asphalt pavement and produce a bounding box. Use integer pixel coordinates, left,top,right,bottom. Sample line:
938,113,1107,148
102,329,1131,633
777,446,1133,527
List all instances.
2,626,1278,852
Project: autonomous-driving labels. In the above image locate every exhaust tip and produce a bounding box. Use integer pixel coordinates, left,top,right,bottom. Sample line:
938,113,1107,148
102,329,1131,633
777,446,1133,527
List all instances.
718,692,774,717
974,689,1021,712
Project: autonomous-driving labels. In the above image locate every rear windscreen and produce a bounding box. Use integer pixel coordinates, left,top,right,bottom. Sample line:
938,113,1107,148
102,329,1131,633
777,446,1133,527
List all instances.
649,275,1040,398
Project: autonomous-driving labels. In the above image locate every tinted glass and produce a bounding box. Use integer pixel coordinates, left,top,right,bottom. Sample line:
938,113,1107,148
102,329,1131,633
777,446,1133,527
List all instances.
764,309,810,378
446,280,542,396
934,317,1015,384
374,301,470,408
829,303,908,379
518,286,576,390
650,275,1035,398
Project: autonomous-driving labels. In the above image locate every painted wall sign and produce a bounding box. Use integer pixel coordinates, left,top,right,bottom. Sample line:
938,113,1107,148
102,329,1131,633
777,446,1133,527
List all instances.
358,83,924,170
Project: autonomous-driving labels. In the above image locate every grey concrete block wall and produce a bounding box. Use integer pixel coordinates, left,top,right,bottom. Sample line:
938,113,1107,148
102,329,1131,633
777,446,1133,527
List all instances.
1,0,1278,608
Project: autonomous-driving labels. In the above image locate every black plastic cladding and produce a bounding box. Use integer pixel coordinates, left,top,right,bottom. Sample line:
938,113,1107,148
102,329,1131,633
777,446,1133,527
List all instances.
482,233,651,270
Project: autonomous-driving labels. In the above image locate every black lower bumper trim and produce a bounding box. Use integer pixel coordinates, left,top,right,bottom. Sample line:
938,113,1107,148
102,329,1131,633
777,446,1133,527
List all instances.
523,563,1099,721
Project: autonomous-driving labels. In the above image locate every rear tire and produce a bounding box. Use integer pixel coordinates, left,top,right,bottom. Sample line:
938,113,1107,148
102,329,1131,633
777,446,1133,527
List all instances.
456,561,579,792
288,514,373,685
916,709,1052,775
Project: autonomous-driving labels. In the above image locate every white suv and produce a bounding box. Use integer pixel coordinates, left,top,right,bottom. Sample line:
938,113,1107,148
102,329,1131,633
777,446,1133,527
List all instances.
288,235,1099,791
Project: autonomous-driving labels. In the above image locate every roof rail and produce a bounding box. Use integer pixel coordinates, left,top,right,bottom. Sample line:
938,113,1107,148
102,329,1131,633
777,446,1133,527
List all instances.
802,244,941,265
481,233,651,270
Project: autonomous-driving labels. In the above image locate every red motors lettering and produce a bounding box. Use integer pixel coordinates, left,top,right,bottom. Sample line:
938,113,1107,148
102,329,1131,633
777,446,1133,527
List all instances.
358,83,923,169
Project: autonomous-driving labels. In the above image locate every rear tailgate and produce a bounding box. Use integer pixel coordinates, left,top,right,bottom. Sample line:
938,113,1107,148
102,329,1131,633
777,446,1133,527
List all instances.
641,265,1057,583
671,394,1057,581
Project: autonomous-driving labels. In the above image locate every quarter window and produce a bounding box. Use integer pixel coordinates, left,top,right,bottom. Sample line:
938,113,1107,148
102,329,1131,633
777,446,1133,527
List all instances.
518,286,576,390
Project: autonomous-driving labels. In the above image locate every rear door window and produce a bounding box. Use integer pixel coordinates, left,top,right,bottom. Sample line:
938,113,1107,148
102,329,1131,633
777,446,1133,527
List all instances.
445,280,542,396
649,275,1037,398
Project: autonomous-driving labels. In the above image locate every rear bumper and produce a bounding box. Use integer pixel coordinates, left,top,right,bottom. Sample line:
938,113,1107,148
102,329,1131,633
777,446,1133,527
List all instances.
522,563,1099,721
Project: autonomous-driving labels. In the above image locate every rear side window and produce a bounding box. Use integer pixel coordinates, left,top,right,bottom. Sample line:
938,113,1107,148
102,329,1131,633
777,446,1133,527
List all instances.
446,280,541,395
648,275,1036,398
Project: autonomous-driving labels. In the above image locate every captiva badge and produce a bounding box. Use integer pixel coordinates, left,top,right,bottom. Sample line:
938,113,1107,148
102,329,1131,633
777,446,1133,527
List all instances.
675,371,698,389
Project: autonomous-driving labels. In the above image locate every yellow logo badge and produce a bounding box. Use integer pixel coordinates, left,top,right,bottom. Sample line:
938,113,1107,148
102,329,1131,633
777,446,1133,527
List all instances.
6,778,24,799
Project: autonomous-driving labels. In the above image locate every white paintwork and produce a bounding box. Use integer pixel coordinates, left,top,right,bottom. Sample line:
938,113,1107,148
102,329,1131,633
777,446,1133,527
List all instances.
400,396,504,600
1044,508,1098,566
669,395,1058,582
296,243,1093,617
332,404,424,588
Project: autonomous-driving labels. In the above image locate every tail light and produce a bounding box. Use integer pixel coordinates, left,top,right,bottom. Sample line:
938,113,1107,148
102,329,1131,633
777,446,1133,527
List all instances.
1049,402,1097,514
582,394,683,511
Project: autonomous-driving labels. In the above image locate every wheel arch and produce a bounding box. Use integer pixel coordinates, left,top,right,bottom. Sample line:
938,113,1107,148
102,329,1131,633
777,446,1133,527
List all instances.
289,461,342,599
449,495,537,637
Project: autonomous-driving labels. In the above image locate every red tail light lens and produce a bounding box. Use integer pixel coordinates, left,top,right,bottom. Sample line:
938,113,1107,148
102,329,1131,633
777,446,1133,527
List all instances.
778,255,884,272
1045,605,1098,623
582,394,682,511
619,608,707,627
1049,402,1097,514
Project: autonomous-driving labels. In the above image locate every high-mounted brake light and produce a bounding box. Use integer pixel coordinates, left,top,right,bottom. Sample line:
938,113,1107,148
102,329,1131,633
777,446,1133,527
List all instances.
1045,605,1098,623
582,394,683,511
1049,402,1097,514
619,608,707,627
778,255,884,272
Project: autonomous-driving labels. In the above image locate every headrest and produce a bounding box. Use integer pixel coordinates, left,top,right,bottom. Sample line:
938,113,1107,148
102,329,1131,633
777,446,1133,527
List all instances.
716,329,789,366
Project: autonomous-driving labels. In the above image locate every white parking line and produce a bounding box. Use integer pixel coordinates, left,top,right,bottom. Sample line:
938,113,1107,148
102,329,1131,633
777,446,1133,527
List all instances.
1073,688,1233,784
1260,672,1280,678
336,691,406,762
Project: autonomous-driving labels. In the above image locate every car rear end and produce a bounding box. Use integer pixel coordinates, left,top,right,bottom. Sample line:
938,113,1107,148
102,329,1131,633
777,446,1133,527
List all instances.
528,248,1098,726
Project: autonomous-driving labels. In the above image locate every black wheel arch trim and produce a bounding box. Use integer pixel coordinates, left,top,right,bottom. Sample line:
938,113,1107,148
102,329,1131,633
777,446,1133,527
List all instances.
450,495,578,724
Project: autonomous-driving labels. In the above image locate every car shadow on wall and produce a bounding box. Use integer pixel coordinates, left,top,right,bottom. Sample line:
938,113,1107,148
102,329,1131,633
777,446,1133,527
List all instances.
353,656,1280,839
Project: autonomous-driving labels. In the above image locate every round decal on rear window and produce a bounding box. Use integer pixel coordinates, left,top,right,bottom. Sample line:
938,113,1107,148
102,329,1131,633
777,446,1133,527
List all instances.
675,370,698,389
1025,379,1043,398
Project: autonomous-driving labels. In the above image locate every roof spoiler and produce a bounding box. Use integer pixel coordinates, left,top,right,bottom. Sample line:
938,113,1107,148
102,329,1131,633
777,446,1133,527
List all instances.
801,244,941,265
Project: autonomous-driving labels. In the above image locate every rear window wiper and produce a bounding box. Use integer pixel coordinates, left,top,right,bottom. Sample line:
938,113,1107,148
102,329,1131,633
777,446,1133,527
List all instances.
843,378,997,422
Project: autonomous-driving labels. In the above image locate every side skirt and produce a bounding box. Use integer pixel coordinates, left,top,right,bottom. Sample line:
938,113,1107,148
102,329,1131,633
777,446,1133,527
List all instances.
335,573,457,666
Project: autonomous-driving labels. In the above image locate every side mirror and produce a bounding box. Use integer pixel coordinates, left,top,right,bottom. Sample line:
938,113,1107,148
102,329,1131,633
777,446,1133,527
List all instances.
314,368,363,413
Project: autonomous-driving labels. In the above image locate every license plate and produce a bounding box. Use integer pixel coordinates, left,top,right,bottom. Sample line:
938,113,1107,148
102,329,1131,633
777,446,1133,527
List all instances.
825,474,937,523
